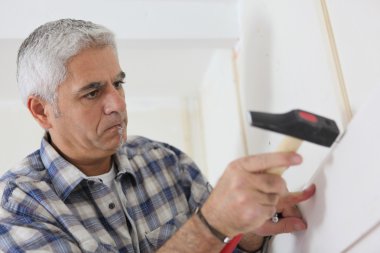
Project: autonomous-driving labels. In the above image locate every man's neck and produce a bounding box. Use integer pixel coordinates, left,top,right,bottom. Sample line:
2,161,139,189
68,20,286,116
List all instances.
73,157,113,176
47,133,114,176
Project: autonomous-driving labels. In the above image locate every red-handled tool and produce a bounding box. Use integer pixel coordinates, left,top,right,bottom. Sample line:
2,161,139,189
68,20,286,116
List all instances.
220,234,242,253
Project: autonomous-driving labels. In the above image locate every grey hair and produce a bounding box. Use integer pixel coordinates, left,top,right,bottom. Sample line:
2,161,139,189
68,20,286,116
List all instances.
17,19,117,105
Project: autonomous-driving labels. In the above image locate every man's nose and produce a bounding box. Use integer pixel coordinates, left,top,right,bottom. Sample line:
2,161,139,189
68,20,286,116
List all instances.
104,87,126,114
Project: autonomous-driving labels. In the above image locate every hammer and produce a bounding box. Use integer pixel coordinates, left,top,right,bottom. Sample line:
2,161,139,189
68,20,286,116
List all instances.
220,109,340,253
248,109,340,174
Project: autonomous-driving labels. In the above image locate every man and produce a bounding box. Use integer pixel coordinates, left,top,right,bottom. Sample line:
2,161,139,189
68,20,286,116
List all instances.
0,19,315,252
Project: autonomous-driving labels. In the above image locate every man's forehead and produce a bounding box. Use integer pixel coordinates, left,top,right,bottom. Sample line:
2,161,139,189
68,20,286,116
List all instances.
66,46,119,70
62,47,123,86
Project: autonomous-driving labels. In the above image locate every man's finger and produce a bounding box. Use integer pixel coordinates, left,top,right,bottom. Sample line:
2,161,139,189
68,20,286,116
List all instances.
281,203,303,218
274,217,307,234
255,217,307,236
278,184,316,210
230,152,303,174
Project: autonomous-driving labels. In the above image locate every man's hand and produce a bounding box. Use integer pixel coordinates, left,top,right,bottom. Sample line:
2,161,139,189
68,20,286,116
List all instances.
253,184,316,236
237,185,316,251
201,152,304,237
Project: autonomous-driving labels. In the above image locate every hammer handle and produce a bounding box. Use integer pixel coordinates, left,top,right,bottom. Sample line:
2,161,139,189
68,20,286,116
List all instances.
221,136,303,253
266,136,302,175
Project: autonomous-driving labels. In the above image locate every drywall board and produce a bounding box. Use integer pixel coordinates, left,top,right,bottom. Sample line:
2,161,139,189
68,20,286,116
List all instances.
269,84,380,252
325,0,380,113
238,0,344,191
347,222,380,252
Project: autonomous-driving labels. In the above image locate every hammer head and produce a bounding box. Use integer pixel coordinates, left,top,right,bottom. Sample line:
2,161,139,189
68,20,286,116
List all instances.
248,109,340,147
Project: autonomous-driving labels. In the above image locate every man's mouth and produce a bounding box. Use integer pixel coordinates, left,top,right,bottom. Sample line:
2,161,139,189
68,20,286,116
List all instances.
102,115,127,134
103,123,123,133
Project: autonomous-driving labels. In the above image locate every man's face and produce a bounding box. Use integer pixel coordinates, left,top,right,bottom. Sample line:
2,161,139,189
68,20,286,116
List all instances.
45,46,128,161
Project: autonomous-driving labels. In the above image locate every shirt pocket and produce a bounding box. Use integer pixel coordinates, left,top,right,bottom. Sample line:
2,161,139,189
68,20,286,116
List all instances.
145,212,190,251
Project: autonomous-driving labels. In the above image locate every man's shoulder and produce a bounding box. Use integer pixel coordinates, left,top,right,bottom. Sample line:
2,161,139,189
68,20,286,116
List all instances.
124,135,183,156
125,135,162,148
0,149,56,222
0,149,48,198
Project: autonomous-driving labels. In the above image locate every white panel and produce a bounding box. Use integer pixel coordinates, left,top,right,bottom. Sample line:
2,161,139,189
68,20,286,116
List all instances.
269,84,380,252
326,0,380,113
126,96,205,172
200,49,245,185
347,222,380,252
238,0,343,190
237,0,380,251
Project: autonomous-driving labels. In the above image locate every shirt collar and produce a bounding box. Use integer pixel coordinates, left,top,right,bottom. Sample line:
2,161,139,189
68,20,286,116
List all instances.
40,134,137,201
113,148,137,180
40,135,84,201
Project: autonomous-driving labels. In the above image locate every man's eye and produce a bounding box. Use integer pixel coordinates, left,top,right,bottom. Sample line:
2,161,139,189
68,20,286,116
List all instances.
85,90,99,99
114,80,125,89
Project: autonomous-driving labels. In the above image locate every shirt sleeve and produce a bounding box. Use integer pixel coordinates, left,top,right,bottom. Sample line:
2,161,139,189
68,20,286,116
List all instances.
160,142,212,212
0,180,117,253
0,184,82,252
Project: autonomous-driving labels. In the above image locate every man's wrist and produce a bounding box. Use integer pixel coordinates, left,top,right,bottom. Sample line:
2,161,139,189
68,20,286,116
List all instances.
194,207,233,244
158,209,225,253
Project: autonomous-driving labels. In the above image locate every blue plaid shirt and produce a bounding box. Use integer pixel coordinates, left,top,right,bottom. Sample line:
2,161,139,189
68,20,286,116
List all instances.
0,135,212,252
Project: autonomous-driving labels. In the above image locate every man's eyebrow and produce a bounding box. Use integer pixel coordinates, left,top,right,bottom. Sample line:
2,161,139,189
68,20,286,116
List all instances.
76,82,104,94
116,71,126,81
76,71,125,94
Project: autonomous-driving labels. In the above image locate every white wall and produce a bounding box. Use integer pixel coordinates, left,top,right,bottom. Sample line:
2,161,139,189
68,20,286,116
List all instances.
234,0,380,191
233,0,380,252
199,49,245,185
127,96,206,173
0,101,44,170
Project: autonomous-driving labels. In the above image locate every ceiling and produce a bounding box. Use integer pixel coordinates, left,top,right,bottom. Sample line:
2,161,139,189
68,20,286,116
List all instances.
0,0,239,102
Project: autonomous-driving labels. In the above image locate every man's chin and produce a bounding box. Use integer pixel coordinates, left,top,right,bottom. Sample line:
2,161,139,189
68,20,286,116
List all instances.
98,129,126,150
97,138,122,152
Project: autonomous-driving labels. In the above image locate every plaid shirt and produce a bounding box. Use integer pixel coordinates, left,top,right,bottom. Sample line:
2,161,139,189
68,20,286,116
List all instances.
0,135,212,252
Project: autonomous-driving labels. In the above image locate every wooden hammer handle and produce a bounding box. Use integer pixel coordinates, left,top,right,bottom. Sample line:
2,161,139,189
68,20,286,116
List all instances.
266,136,302,175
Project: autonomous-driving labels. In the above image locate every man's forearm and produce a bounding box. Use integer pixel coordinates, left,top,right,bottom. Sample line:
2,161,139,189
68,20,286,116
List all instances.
157,214,225,253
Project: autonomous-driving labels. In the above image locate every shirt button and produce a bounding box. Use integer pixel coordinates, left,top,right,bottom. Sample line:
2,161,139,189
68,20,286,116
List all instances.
108,203,115,209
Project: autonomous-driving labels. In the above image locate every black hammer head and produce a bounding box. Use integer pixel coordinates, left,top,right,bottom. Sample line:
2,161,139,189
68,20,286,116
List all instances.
248,109,340,147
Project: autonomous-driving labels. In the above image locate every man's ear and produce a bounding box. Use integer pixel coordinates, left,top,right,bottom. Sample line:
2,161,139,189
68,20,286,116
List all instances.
27,96,53,130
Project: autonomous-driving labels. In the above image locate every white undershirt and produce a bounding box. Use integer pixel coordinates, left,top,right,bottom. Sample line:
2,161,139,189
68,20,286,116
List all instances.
85,163,123,210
